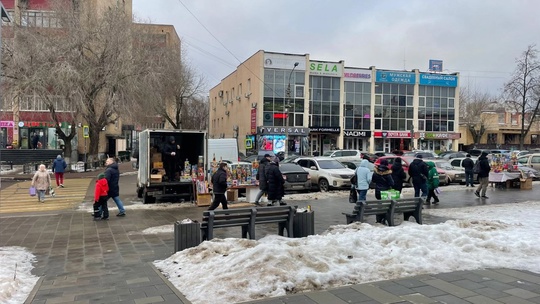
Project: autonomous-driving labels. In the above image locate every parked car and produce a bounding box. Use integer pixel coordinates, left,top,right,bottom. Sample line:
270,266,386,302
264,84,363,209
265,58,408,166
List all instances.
340,160,376,189
292,156,355,191
322,149,376,162
439,151,467,160
279,163,312,192
449,157,478,183
374,151,396,157
432,160,466,184
467,149,489,157
374,156,447,186
402,151,438,159
517,153,540,171
490,149,511,155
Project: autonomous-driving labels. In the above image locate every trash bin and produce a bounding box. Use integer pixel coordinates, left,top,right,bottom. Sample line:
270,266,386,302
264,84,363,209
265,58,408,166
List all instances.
174,220,201,252
293,210,315,238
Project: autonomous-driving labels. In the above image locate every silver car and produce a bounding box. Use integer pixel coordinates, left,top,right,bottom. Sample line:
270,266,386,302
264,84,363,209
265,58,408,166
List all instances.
433,160,466,184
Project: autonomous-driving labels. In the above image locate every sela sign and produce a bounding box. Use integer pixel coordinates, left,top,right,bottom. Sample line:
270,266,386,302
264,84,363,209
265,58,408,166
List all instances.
258,126,310,135
374,131,411,138
309,61,342,77
343,68,371,83
419,73,458,87
375,71,415,84
344,130,371,137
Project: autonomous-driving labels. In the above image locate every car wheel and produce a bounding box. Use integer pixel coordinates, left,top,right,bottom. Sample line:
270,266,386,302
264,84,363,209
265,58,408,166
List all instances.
445,177,450,185
318,178,330,192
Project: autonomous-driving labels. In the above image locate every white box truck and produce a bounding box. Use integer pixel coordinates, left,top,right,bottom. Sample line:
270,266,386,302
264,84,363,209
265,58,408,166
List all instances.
136,129,207,204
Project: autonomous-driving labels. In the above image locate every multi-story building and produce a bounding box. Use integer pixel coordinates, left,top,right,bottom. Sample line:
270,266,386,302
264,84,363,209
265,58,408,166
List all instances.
209,50,461,156
0,0,179,159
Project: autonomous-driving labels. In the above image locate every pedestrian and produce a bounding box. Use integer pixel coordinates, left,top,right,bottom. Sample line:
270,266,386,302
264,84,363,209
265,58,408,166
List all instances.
93,173,109,220
391,157,406,194
371,159,394,223
52,155,67,188
372,159,394,200
355,159,372,202
162,136,179,182
266,156,285,206
31,133,40,149
254,154,272,206
425,161,440,204
104,157,126,216
462,154,475,187
31,164,51,203
208,162,229,210
475,151,491,199
408,155,429,198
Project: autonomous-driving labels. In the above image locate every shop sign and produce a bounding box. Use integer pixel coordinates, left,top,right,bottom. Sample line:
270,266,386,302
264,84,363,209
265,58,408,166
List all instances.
375,71,415,84
250,109,257,134
374,131,411,138
21,121,57,127
344,130,371,137
309,126,341,133
264,53,306,70
258,126,310,135
309,61,342,77
419,73,457,87
418,132,461,139
0,121,15,127
343,68,371,82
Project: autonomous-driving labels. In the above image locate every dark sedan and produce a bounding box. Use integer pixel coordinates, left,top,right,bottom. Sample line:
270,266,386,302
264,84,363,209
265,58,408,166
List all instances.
280,163,312,192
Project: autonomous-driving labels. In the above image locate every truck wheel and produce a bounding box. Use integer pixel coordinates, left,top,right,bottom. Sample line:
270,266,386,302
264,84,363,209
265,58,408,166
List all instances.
318,178,329,192
143,189,156,204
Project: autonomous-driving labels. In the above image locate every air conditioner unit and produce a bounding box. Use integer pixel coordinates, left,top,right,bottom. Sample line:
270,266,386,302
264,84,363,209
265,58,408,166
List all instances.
229,99,233,104
251,103,257,108
244,92,251,98
225,111,230,116
218,90,224,97
233,125,239,131
236,96,241,101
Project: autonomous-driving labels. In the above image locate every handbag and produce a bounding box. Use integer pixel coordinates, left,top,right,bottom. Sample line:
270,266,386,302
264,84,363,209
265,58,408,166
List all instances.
381,189,400,200
29,186,36,196
434,187,442,195
349,187,357,203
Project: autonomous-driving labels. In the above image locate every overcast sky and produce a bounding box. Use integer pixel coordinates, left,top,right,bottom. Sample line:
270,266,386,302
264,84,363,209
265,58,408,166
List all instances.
132,0,540,95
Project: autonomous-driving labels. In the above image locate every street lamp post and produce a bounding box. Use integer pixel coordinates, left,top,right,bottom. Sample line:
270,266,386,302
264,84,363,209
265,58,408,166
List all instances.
284,62,299,159
410,124,415,150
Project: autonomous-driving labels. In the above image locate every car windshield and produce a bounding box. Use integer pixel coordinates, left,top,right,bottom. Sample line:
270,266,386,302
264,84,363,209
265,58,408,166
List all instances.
322,151,334,156
317,159,346,169
436,162,454,170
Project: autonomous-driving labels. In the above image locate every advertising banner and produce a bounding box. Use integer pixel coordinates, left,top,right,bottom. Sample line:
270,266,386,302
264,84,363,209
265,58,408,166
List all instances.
375,71,415,84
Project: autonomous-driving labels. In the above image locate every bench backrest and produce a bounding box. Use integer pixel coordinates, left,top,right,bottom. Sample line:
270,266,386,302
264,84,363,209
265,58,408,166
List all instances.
202,208,255,228
392,198,422,213
352,200,393,215
253,206,295,224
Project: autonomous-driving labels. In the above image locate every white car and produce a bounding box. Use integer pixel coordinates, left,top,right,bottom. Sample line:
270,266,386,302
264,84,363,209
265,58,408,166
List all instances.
322,149,365,162
433,160,466,184
292,156,355,191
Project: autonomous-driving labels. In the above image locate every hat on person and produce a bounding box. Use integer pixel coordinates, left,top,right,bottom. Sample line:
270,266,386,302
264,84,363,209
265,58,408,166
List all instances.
416,154,423,159
379,159,389,166
481,151,489,156
466,154,471,157
264,153,271,158
97,173,106,180
57,155,62,159
272,156,280,163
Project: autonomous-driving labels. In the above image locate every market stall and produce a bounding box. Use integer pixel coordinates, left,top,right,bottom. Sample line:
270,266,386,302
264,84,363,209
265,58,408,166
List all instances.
488,153,533,189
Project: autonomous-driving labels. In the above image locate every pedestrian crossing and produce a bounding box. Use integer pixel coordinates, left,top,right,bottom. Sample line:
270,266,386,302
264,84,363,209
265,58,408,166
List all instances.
0,178,93,214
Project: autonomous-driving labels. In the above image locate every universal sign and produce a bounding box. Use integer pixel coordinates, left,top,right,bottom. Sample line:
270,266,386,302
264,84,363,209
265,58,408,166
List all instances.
258,127,310,135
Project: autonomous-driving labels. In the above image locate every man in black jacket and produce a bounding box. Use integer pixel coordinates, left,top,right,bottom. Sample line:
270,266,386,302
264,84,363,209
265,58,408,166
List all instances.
462,154,475,187
254,154,272,206
104,157,126,216
408,155,429,198
474,151,491,198
208,162,229,210
265,156,285,206
162,136,179,182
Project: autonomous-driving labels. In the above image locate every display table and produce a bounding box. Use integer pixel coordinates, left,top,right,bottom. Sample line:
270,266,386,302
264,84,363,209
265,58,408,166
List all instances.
229,185,259,202
488,172,522,183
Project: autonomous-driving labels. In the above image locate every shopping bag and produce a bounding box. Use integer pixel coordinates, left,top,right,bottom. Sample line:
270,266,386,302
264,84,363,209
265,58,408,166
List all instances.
349,187,357,204
434,187,442,195
380,189,400,200
29,186,36,197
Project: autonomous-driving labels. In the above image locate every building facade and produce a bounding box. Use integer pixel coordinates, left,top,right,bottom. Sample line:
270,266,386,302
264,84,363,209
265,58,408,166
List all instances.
209,50,461,156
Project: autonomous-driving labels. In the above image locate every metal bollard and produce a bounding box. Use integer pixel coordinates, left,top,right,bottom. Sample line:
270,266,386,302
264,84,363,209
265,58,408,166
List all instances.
174,221,201,252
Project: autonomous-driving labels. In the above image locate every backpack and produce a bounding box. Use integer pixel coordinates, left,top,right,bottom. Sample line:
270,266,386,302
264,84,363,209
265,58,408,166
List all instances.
473,160,481,174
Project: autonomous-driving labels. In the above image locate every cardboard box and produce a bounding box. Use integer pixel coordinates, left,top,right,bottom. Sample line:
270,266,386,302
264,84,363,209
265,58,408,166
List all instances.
151,154,162,162
196,193,212,207
150,174,162,183
153,162,163,169
520,178,532,190
226,189,238,202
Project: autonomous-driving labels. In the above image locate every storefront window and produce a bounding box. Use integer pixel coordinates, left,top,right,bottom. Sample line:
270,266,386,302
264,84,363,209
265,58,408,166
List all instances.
263,68,305,127
309,75,340,127
344,81,371,131
419,85,457,132
372,83,413,131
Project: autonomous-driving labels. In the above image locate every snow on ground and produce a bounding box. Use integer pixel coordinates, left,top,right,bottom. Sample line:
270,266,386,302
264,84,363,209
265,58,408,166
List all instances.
3,184,540,303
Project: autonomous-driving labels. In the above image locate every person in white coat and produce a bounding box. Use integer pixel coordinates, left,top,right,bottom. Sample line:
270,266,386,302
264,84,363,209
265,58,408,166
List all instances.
31,164,51,203
355,159,373,202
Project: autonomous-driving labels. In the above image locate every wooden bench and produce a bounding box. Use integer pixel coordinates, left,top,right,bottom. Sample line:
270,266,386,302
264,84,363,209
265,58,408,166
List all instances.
201,205,296,241
343,198,423,226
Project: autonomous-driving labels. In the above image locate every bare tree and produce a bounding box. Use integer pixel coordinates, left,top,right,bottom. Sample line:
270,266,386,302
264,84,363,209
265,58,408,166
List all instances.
459,87,500,145
504,45,540,150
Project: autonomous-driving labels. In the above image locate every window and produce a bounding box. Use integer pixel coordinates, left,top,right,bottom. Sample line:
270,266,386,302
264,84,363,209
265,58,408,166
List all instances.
487,133,497,144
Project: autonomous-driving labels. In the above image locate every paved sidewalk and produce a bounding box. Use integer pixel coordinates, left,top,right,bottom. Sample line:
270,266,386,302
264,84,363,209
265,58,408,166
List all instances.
1,167,539,303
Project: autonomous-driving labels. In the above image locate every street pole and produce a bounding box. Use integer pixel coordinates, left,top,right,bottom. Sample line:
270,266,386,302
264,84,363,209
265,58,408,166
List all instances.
284,62,299,159
410,124,415,150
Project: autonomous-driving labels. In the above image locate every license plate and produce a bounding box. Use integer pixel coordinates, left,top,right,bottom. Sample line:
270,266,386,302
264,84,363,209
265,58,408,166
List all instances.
292,185,304,189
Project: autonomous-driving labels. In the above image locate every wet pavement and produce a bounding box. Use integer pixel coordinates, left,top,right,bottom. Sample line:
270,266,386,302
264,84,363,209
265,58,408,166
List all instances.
1,163,539,303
